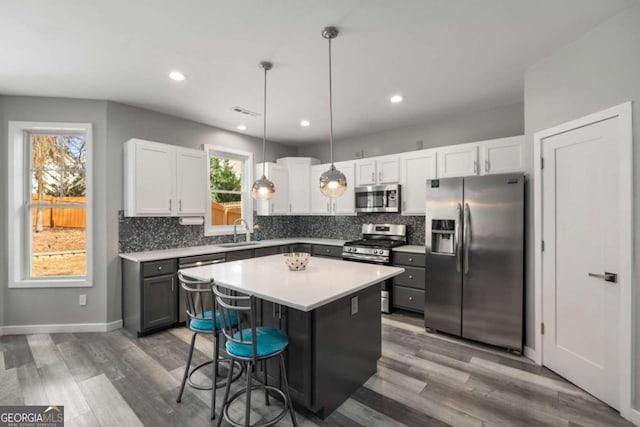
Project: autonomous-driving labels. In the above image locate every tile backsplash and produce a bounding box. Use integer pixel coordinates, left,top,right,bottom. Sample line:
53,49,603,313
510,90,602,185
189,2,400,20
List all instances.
119,210,425,253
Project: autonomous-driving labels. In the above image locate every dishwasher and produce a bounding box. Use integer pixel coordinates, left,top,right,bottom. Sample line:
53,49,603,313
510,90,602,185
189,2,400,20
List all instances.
177,253,226,323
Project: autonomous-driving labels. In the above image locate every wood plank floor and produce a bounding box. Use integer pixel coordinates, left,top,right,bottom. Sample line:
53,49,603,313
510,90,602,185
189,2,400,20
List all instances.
0,311,633,427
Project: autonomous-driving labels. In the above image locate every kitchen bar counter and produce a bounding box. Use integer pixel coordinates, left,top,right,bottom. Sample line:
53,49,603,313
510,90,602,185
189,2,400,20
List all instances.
179,254,403,418
179,254,404,311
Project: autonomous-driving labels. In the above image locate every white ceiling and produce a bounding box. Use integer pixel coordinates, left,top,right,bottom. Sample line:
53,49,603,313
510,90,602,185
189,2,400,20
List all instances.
0,0,635,145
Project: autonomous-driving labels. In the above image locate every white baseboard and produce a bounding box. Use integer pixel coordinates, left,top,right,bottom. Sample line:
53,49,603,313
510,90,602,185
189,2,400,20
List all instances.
524,345,541,364
631,408,640,426
0,319,122,336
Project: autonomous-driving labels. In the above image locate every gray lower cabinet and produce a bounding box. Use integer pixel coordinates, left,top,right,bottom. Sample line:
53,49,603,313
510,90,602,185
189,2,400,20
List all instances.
123,258,178,336
225,249,254,261
254,246,281,258
256,282,379,418
392,252,426,313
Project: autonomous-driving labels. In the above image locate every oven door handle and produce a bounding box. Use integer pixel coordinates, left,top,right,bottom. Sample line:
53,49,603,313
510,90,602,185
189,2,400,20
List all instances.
342,254,388,263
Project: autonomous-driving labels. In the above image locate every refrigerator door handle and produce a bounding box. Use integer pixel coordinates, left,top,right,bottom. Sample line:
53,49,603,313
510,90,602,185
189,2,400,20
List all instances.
464,203,470,274
456,203,462,272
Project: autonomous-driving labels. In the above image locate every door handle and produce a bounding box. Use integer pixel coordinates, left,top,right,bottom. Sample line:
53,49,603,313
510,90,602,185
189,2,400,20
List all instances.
463,203,470,274
455,203,462,273
588,272,618,283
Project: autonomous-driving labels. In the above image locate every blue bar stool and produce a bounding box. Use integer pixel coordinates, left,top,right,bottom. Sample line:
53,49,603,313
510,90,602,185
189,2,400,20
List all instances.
176,272,243,419
212,285,298,427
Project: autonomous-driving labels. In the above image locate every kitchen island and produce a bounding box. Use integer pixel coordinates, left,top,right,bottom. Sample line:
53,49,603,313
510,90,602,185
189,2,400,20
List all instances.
179,254,404,418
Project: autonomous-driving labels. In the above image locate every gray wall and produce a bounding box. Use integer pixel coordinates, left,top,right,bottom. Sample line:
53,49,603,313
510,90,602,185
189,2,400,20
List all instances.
524,2,640,409
105,102,296,323
297,102,524,162
0,96,109,326
0,96,295,328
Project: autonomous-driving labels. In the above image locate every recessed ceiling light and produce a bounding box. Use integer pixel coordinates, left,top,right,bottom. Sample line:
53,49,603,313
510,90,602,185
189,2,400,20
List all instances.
237,124,247,131
390,95,404,103
300,120,311,127
169,71,186,81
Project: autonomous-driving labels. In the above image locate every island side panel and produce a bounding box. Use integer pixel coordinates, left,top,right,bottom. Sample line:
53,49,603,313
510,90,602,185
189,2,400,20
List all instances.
312,282,382,418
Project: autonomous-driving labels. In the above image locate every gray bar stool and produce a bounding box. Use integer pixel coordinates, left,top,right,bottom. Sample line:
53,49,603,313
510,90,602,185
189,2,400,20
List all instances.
212,285,298,427
176,272,243,419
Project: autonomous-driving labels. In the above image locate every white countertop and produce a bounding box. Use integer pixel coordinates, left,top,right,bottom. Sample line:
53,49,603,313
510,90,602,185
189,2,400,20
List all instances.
119,238,347,262
178,254,404,312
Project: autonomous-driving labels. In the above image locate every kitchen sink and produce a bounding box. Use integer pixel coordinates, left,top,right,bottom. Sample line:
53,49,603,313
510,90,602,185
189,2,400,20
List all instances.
214,242,261,248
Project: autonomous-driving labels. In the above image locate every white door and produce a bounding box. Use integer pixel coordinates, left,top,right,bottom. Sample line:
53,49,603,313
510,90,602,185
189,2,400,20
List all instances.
541,115,626,410
400,149,437,214
310,165,331,214
176,148,207,216
377,155,399,184
332,161,356,215
480,136,524,175
437,143,478,178
355,159,376,186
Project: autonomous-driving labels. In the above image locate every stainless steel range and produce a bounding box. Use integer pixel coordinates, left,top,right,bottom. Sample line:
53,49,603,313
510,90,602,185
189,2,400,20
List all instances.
343,224,407,313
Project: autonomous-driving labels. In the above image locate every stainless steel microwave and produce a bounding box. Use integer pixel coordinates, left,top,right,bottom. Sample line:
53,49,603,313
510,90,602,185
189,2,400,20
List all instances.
355,184,401,213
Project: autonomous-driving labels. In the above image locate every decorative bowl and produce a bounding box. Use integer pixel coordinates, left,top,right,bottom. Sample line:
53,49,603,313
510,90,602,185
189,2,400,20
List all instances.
283,252,310,271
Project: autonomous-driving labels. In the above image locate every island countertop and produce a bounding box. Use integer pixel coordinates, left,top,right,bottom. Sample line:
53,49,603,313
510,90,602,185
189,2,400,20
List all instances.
178,254,404,312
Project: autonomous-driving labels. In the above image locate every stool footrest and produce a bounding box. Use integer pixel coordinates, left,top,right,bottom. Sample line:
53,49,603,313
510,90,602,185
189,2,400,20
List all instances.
186,358,243,391
223,385,289,427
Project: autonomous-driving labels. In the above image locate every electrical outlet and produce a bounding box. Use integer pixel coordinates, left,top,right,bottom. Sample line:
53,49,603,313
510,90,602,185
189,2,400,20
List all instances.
79,294,87,306
354,150,364,159
351,296,358,315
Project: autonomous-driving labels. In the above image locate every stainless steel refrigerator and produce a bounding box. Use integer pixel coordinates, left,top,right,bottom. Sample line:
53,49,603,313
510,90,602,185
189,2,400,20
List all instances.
424,174,524,352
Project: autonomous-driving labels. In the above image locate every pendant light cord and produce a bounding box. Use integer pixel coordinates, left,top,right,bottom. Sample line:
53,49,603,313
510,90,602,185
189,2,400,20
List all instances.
328,36,334,168
262,66,267,178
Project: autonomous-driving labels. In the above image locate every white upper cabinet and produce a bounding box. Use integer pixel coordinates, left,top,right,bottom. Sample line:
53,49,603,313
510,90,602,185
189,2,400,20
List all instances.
256,162,289,216
399,149,437,215
355,155,399,186
437,143,479,178
176,148,208,215
310,164,331,215
479,135,525,175
277,157,320,215
355,159,377,186
332,161,356,215
310,162,356,215
125,139,207,217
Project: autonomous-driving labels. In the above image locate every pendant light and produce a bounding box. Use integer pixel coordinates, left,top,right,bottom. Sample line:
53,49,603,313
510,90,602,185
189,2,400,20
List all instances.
319,26,347,198
252,61,276,200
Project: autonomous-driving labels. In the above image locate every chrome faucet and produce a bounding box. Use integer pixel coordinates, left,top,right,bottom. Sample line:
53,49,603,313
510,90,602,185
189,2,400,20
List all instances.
232,218,251,243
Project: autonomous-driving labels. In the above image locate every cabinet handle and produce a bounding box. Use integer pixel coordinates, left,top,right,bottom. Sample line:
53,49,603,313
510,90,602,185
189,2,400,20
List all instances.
271,201,274,211
169,199,172,211
473,161,477,173
408,258,413,262
179,200,182,211
409,275,413,279
289,203,292,213
379,171,382,182
278,304,282,319
371,172,375,182
326,249,330,253
272,303,276,317
333,202,336,212
485,160,489,172
409,296,414,301
403,200,406,211
171,278,174,293
158,266,163,271
327,202,330,212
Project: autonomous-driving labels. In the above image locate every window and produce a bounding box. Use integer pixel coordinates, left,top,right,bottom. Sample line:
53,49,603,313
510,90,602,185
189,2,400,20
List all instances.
204,145,253,236
8,122,92,288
